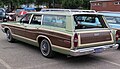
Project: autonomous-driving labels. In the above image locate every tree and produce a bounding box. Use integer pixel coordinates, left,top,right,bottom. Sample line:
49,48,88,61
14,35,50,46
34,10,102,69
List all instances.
61,0,90,9
62,0,83,9
82,0,90,9
0,0,90,10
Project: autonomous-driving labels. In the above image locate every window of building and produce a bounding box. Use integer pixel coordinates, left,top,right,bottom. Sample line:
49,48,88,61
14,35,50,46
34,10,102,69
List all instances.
114,2,120,5
42,15,66,28
92,3,102,6
98,3,102,6
92,3,97,6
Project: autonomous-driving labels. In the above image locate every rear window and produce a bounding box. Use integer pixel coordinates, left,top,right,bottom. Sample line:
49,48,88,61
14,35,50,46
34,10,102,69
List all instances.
74,15,107,29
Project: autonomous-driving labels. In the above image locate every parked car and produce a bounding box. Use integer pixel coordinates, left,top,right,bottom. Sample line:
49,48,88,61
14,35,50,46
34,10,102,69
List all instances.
0,8,7,22
17,8,36,17
15,8,23,17
1,9,118,58
6,13,16,21
98,11,120,44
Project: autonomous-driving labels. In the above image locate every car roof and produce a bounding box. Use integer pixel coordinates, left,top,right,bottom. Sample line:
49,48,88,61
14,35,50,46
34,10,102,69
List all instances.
98,12,120,17
26,9,102,16
27,11,102,16
23,8,35,11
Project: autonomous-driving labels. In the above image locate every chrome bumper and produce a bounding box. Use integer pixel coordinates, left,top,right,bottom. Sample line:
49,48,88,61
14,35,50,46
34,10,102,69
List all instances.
70,44,119,56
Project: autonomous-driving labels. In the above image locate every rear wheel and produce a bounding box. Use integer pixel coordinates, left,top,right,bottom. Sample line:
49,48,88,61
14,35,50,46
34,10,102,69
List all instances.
6,30,15,42
40,39,54,58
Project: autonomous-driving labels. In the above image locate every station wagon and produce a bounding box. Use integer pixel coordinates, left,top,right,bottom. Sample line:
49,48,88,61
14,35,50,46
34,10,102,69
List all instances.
1,9,119,58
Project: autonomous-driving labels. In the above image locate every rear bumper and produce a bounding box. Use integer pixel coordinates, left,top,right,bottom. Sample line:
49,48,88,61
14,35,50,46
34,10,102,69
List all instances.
70,44,119,56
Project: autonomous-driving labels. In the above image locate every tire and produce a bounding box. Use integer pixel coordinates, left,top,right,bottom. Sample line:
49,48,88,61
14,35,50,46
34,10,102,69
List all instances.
117,44,120,49
3,18,7,22
6,30,15,42
40,39,54,58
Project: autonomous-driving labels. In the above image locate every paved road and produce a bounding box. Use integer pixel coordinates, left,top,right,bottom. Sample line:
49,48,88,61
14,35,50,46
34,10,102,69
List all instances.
0,26,120,69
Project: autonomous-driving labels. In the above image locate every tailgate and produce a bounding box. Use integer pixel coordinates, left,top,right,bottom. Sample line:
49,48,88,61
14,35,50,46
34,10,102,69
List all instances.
77,29,114,48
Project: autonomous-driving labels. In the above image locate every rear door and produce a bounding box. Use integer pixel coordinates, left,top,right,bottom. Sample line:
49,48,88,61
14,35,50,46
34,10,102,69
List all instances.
76,29,113,48
74,14,114,48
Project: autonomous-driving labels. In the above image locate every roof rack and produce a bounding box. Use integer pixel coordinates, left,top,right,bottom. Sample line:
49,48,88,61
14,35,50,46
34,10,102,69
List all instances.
40,9,96,13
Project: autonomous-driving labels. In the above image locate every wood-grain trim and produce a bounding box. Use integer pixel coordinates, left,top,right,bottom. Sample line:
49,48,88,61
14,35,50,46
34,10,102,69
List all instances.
80,32,112,44
3,24,72,48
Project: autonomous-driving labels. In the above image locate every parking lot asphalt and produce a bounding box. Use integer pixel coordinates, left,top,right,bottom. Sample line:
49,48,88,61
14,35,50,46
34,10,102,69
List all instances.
0,25,120,69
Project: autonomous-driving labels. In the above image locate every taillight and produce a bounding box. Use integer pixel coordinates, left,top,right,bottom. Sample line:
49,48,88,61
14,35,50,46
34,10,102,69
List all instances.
116,31,119,41
73,33,78,47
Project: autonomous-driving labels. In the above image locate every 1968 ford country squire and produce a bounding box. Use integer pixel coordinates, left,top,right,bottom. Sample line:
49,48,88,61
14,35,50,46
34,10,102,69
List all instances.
1,9,119,58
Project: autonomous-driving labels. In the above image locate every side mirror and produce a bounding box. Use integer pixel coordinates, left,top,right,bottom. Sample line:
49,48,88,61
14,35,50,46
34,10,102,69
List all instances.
20,20,23,23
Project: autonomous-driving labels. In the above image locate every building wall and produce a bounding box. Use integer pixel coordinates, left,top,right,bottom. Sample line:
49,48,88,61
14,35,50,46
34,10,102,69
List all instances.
90,0,120,12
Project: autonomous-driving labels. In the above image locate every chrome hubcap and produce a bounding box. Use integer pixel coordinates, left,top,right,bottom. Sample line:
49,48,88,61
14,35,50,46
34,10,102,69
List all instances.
41,40,50,56
41,42,48,53
6,31,10,40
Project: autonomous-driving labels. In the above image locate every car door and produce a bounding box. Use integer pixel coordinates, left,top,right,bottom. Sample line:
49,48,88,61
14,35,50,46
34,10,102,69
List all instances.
13,14,33,37
23,14,42,41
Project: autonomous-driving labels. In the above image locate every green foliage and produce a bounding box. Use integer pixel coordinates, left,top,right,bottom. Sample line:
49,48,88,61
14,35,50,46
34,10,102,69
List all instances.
0,0,90,9
82,0,90,9
62,0,83,9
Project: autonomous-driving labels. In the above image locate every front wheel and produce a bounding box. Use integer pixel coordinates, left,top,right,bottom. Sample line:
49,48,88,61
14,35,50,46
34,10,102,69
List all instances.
6,30,15,42
40,39,54,58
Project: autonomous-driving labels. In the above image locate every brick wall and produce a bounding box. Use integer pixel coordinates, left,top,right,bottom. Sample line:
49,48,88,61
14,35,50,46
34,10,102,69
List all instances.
90,0,120,12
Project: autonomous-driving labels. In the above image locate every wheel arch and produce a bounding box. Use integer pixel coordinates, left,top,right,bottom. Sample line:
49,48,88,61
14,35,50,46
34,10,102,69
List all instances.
37,35,52,47
4,27,12,34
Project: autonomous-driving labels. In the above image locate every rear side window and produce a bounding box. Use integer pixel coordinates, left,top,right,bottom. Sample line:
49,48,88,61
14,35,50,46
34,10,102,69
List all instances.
42,15,66,28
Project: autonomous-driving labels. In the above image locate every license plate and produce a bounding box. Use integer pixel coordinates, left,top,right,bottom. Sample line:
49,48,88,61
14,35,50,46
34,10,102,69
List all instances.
94,48,103,53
